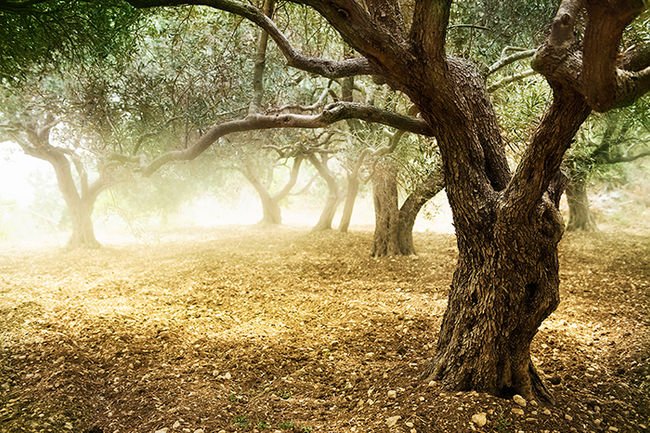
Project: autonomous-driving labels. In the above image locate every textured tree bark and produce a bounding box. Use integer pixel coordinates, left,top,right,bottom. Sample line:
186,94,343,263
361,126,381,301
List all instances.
371,159,400,256
565,176,597,231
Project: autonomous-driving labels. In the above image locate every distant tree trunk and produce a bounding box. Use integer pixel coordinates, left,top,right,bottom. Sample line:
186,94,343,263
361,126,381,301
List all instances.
241,169,283,225
240,155,303,226
396,168,445,255
338,173,359,232
309,153,340,231
67,198,100,248
371,159,400,256
51,154,102,248
372,162,445,256
566,176,597,231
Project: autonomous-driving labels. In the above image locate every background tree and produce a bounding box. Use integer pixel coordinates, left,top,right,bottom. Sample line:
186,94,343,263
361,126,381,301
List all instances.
565,99,650,231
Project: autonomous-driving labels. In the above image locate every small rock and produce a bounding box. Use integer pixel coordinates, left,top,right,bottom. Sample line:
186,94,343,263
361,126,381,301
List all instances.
223,372,231,380
639,424,647,430
594,419,602,426
193,429,204,433
543,409,551,416
564,414,573,421
64,423,73,430
173,421,181,429
608,428,619,432
513,394,527,407
154,429,168,433
386,415,401,428
471,412,487,427
512,408,525,416
525,418,537,423
388,390,397,399
410,430,416,433
530,400,538,407
405,422,414,428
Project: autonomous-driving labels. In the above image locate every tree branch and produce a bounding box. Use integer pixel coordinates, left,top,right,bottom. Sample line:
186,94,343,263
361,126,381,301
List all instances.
533,0,649,111
502,88,591,214
271,155,303,201
487,69,537,92
127,0,376,79
487,50,536,76
142,102,432,176
409,0,451,61
602,149,650,164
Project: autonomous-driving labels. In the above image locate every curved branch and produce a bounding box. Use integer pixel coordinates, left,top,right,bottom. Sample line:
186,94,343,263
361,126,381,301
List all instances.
487,50,536,76
487,69,537,92
271,155,303,201
142,102,432,176
603,149,650,164
127,0,376,78
533,0,649,111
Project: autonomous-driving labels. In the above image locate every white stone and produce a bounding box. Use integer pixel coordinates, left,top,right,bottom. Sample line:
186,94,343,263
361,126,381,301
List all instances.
387,390,397,399
513,394,527,407
386,415,401,428
471,412,487,427
512,408,525,416
173,421,181,429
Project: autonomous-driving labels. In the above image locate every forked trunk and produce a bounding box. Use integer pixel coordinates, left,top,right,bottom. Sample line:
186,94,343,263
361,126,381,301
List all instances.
566,177,597,231
241,168,283,225
372,163,444,256
396,169,445,255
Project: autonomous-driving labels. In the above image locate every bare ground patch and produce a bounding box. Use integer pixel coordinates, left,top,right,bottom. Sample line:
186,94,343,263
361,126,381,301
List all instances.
0,227,648,432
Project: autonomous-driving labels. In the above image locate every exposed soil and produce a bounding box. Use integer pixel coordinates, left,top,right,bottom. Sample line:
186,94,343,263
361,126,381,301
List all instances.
0,227,648,433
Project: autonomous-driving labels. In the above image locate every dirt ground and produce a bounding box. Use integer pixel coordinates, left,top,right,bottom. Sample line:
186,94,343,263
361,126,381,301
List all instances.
0,227,648,433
